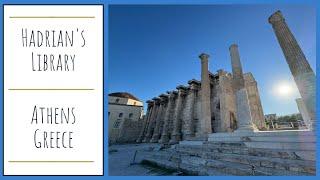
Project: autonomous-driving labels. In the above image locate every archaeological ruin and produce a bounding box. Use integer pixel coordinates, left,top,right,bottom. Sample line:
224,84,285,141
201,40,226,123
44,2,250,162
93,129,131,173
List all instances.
134,10,316,176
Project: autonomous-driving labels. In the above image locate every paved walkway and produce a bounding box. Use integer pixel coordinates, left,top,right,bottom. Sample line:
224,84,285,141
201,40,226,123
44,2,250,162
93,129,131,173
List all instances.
108,143,178,176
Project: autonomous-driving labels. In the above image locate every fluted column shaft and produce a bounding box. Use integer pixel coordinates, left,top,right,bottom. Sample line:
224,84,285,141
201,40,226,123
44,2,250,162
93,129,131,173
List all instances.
184,83,198,139
269,11,316,130
169,88,185,144
143,100,160,142
150,97,167,143
198,53,212,137
136,102,153,142
159,92,176,143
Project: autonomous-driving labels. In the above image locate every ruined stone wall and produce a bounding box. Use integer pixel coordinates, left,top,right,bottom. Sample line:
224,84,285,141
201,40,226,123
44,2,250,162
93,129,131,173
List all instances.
244,73,266,129
217,71,237,132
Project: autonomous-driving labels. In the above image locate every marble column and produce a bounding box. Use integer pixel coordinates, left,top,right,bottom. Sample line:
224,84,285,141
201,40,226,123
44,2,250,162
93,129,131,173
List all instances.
198,53,212,138
184,79,200,139
159,91,176,143
169,85,187,144
142,98,160,142
150,94,168,143
136,100,153,143
229,44,256,132
296,98,311,129
269,10,316,130
230,44,245,91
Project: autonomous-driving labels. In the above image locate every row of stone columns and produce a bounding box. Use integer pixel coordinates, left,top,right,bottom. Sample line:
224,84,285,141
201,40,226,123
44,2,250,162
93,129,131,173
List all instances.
137,80,201,144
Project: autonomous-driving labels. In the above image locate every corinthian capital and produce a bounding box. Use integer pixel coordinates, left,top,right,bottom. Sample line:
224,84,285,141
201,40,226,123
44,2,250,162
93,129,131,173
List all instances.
268,10,285,25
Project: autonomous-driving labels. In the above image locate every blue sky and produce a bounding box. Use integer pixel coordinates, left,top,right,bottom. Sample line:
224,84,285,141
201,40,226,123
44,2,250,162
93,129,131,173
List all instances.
108,4,316,116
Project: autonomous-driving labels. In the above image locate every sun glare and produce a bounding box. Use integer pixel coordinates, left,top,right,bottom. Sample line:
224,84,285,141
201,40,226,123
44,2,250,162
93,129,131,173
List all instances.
277,84,292,96
273,82,296,98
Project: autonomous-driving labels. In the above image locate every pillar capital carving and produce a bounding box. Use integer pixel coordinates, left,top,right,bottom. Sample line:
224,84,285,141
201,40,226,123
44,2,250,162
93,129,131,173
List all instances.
188,79,200,85
229,43,238,50
146,100,153,104
176,85,188,96
165,91,175,101
268,10,285,25
159,94,169,104
146,100,154,108
199,53,210,61
152,97,161,104
188,80,200,91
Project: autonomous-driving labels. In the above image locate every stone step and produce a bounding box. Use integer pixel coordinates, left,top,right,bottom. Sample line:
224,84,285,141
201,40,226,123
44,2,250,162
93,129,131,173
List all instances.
204,141,246,147
205,159,313,176
206,152,315,174
171,145,316,174
208,131,316,151
175,143,314,161
145,153,313,176
175,146,315,174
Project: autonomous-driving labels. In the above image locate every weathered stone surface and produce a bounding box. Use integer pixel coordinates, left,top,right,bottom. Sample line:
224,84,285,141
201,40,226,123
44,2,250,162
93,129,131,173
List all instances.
159,91,176,143
143,99,160,142
137,101,154,142
230,44,245,91
296,98,311,129
198,53,212,136
150,95,168,143
142,141,315,176
244,73,266,130
170,86,187,144
235,88,256,132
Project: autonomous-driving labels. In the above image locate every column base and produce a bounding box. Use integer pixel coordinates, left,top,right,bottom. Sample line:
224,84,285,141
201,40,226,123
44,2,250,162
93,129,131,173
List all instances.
183,133,195,140
150,134,160,143
142,136,151,143
195,132,208,141
158,134,170,144
235,124,258,133
309,120,316,131
169,134,181,144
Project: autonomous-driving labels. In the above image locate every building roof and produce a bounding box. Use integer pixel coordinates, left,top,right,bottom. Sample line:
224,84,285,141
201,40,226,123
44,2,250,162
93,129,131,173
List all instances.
108,92,141,101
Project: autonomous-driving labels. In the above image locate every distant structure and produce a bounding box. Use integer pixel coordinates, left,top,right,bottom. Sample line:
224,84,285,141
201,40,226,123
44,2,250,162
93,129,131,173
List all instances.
264,113,306,130
137,44,266,144
108,92,144,144
264,114,277,129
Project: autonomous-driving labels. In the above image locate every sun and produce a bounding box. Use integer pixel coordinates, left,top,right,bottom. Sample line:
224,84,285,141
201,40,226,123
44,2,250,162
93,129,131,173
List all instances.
277,84,292,96
273,82,295,98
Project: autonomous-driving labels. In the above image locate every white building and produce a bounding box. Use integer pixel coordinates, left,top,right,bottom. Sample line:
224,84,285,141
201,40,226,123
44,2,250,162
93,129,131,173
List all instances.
108,92,144,144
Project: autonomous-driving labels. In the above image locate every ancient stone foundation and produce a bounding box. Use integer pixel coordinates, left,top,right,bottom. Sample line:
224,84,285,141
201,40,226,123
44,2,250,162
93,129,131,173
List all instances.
142,131,315,175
